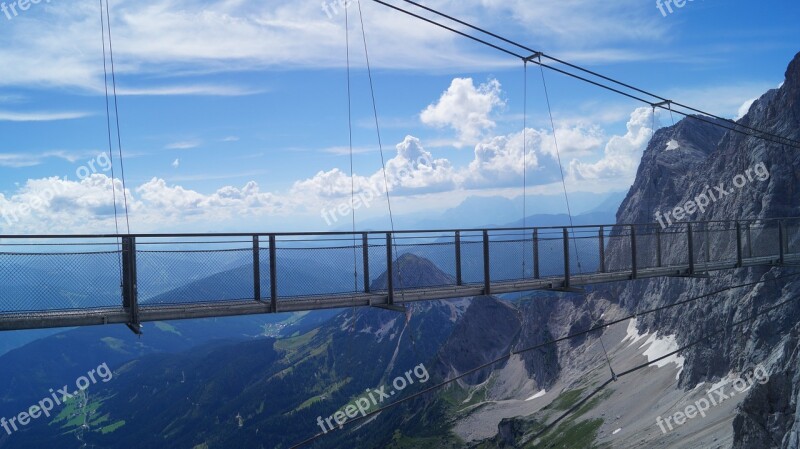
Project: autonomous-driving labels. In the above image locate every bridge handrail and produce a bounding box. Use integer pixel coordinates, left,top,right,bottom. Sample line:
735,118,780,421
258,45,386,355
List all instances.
0,216,798,240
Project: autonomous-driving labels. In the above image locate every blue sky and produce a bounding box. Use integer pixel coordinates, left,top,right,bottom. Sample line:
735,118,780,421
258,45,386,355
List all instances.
0,0,797,234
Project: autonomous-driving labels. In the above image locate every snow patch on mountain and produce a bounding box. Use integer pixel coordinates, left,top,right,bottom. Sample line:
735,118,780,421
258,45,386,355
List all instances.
622,318,684,379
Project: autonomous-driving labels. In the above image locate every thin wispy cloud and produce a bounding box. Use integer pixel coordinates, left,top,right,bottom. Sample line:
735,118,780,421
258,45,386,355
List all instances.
116,84,266,96
0,94,26,103
0,0,671,95
165,140,202,150
0,154,48,168
165,169,270,182
665,82,777,118
321,146,376,156
0,111,91,122
0,150,95,168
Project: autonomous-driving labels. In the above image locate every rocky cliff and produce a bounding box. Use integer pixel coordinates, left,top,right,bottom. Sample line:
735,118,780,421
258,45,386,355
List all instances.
605,51,800,448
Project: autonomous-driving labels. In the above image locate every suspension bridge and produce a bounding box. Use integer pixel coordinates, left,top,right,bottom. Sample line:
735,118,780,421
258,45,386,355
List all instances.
0,217,797,334
2,1,798,338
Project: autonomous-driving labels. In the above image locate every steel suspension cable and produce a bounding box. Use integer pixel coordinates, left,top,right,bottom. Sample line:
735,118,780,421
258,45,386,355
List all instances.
371,0,523,59
103,0,131,234
538,57,616,379
539,60,576,250
346,0,359,298
532,273,796,440
668,101,677,126
98,0,126,297
650,106,658,214
394,0,800,149
99,0,120,237
356,0,420,359
521,61,528,279
356,0,398,260
343,0,363,367
374,0,800,150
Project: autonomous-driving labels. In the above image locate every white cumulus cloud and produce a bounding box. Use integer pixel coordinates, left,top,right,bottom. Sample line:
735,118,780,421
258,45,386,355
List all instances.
569,107,654,181
735,97,758,120
421,78,505,147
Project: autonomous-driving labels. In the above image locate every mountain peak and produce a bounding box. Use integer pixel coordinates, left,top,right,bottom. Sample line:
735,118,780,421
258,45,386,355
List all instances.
785,51,800,89
615,115,727,223
369,253,455,291
781,53,800,104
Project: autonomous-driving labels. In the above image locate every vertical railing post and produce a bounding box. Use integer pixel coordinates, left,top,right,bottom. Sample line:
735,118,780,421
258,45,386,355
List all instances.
687,223,695,275
630,225,637,279
656,226,662,268
386,233,394,305
779,220,786,265
362,233,370,293
121,236,140,334
736,222,743,268
483,230,491,295
533,229,540,279
598,226,606,273
455,231,463,286
269,235,278,313
563,228,570,289
705,222,711,263
747,222,753,258
253,235,261,301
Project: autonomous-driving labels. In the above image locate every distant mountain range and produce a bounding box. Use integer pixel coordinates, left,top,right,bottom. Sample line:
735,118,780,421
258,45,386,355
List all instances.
2,51,798,449
342,190,625,231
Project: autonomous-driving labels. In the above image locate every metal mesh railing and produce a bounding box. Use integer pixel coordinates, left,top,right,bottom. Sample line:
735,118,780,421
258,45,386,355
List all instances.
570,228,601,274
703,222,738,265
537,229,567,278
605,225,634,273
634,224,661,270
788,219,800,255
749,222,781,258
137,238,255,305
1,217,797,321
366,237,389,292
489,232,530,282
276,239,363,298
459,235,485,285
0,239,122,314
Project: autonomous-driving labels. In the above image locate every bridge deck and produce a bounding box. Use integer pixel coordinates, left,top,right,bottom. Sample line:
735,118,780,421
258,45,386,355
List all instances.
0,219,800,331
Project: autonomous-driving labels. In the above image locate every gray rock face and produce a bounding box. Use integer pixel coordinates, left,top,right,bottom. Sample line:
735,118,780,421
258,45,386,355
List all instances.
436,295,523,385
606,51,800,448
434,291,612,401
616,112,728,225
